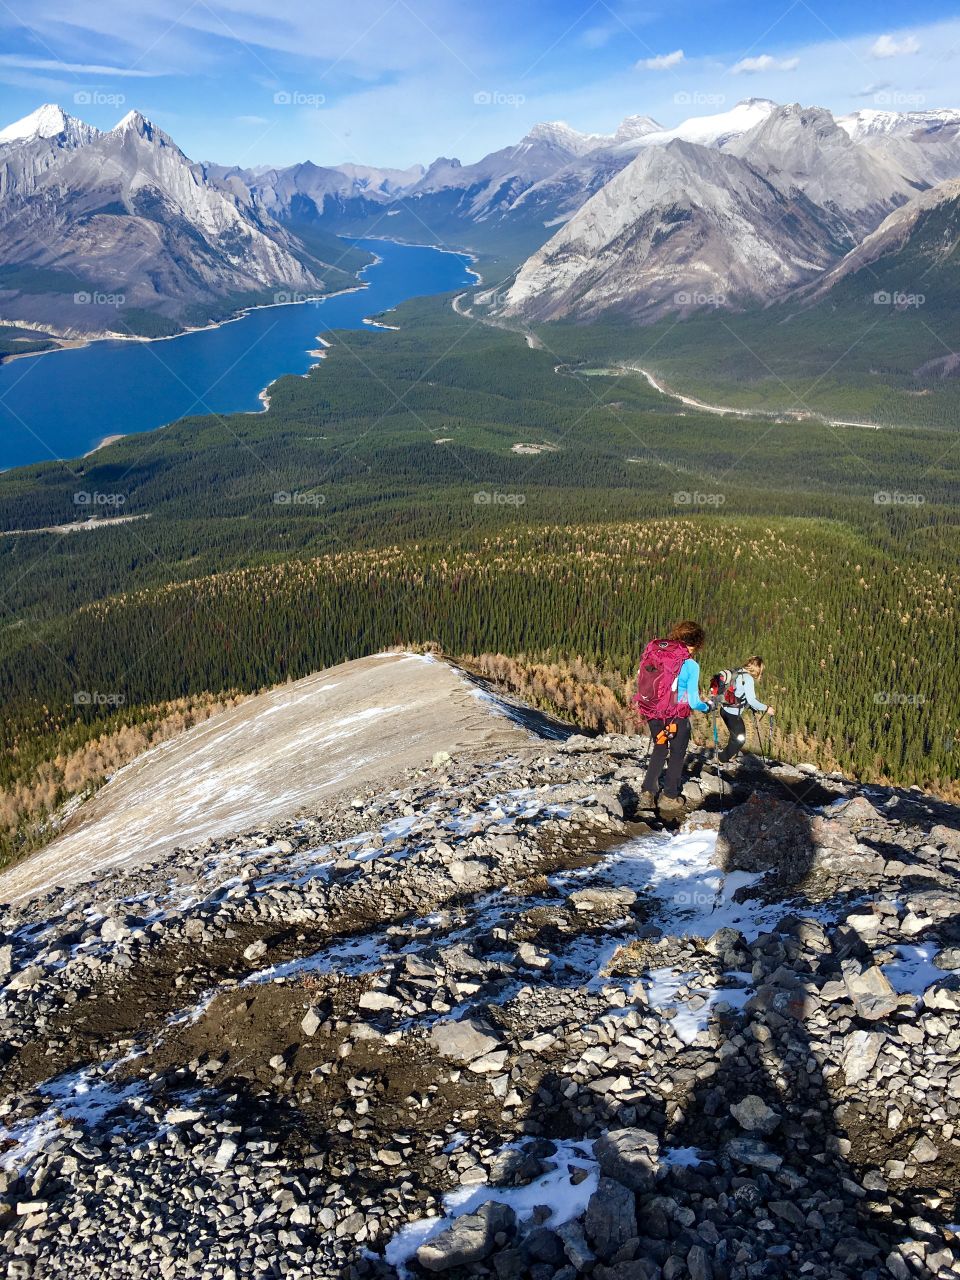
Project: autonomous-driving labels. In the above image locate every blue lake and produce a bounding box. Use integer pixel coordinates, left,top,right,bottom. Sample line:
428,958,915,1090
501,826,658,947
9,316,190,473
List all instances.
0,239,475,470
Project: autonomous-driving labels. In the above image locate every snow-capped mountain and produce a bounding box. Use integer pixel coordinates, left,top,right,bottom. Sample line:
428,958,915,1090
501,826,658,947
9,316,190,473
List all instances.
614,98,778,154
492,99,960,324
493,140,844,323
0,103,99,148
836,107,960,141
0,104,102,200
0,105,348,337
726,104,921,236
4,96,960,335
525,116,660,155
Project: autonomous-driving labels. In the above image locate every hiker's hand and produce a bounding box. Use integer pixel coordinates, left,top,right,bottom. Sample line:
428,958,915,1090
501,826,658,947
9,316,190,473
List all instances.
766,705,776,715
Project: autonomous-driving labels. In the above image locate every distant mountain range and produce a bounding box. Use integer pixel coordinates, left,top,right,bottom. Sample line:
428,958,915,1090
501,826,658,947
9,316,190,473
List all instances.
489,101,960,323
1,97,960,337
0,105,361,338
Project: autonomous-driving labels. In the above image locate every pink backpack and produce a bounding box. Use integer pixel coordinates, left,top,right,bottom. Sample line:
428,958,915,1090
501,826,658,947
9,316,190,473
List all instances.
632,638,690,721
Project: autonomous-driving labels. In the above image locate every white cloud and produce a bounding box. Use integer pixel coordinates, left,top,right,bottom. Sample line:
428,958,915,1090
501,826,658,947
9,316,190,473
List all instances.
870,34,921,59
0,55,162,77
236,114,268,125
730,54,800,75
638,49,684,71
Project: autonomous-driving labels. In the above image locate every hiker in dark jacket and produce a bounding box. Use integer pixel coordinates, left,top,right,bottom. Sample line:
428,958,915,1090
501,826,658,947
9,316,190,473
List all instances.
719,656,775,763
637,620,710,819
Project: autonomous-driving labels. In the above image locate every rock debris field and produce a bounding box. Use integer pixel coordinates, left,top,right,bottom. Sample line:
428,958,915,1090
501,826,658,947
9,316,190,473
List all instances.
2,706,960,1279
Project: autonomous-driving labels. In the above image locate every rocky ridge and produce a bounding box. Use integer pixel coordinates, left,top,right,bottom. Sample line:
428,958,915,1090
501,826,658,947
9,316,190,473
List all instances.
1,723,959,1280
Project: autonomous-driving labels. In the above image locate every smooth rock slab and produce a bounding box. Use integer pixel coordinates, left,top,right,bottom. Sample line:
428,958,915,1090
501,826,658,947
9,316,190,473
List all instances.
569,887,637,913
843,964,899,1021
429,1018,502,1063
594,1128,659,1191
842,1030,885,1085
416,1201,516,1272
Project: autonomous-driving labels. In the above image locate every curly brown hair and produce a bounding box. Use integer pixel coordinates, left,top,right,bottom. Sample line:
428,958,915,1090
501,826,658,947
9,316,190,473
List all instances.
667,620,705,651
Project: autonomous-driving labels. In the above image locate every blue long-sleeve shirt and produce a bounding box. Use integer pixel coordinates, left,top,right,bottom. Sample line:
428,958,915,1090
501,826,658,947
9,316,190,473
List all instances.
722,669,768,715
677,657,710,713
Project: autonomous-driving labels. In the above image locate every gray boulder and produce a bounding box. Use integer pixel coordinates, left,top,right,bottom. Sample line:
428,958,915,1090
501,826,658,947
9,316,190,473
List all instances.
715,795,813,885
416,1201,517,1272
584,1177,638,1261
842,962,899,1021
429,1018,502,1063
729,1095,780,1135
594,1128,660,1192
842,1030,885,1085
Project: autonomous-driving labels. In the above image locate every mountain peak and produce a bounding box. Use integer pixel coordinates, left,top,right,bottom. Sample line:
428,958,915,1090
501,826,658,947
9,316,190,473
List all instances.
0,103,98,147
111,110,181,153
113,110,151,136
837,106,960,141
525,121,606,155
614,114,662,142
526,117,661,157
614,97,779,154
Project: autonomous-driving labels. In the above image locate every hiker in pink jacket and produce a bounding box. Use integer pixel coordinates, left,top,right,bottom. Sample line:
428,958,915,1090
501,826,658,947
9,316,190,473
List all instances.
633,620,711,820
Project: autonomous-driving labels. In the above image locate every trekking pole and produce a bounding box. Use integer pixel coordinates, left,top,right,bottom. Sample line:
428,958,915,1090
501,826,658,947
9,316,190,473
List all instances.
767,713,775,762
752,709,767,765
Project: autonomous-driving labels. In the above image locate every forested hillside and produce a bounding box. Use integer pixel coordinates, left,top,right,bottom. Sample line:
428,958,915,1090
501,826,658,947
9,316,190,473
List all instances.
0,294,957,863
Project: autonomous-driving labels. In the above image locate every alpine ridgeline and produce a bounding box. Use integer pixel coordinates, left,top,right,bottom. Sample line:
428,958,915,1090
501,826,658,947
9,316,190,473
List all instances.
1,653,959,1279
0,106,354,337
489,101,960,323
4,96,960,332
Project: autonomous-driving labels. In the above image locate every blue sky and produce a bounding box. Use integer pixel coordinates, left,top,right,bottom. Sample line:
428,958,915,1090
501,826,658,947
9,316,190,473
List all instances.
1,1,959,168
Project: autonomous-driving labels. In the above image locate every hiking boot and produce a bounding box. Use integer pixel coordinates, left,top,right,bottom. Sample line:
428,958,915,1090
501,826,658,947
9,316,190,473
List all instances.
637,789,657,813
657,794,687,821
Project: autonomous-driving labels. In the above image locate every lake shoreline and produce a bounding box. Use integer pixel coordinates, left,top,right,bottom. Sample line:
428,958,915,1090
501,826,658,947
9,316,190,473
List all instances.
0,280,371,369
0,240,477,470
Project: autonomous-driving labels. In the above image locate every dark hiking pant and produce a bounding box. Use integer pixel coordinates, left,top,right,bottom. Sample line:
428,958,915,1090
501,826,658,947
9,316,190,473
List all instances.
642,716,691,799
719,711,747,762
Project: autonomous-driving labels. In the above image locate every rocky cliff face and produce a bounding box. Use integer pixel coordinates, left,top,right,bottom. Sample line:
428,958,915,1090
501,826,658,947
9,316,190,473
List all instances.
1,693,959,1279
0,107,338,336
495,141,845,323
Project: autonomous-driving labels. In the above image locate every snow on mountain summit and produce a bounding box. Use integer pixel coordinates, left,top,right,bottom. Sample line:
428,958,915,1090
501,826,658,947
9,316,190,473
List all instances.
0,103,98,147
837,107,960,141
525,114,662,157
616,97,778,153
525,121,610,155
